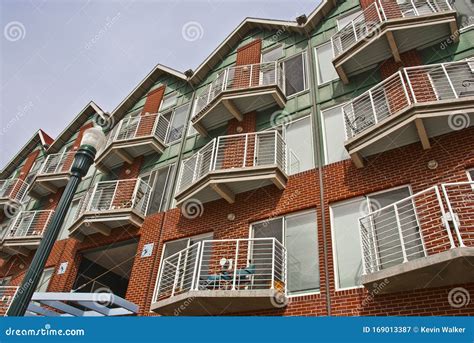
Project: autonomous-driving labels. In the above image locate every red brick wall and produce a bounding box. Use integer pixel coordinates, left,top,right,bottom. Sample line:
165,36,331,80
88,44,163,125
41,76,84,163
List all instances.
142,86,165,115
233,39,261,89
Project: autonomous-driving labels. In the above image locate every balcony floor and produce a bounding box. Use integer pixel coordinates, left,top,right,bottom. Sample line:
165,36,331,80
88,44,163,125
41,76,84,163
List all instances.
69,210,144,239
29,173,70,199
362,247,474,294
151,289,285,316
192,85,286,136
96,137,166,172
175,165,288,206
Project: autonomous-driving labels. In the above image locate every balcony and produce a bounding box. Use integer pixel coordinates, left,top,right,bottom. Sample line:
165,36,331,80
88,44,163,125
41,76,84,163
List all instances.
69,178,151,239
191,61,286,136
29,152,75,199
95,113,170,172
343,59,474,167
0,178,28,210
0,286,19,316
175,131,288,206
0,210,53,258
151,238,287,315
331,0,457,82
358,182,474,293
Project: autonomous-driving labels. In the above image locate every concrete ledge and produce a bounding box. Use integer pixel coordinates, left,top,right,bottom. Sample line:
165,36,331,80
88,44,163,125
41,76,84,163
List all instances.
151,289,284,316
362,247,474,294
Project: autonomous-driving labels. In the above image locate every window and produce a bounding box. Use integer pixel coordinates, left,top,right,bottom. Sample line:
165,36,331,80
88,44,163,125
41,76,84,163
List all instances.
24,158,43,185
251,210,319,295
262,45,283,63
315,43,338,84
283,116,314,174
467,169,474,181
36,268,54,292
321,105,350,164
58,198,80,240
142,164,175,215
160,92,178,111
330,186,419,289
165,103,190,143
283,53,307,96
336,10,362,30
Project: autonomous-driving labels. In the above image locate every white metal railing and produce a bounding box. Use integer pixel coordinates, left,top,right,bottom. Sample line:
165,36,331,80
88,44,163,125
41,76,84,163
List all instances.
0,286,19,316
177,131,287,194
331,0,453,58
4,210,54,240
75,178,152,220
193,61,285,118
103,112,170,149
0,178,29,203
155,238,287,302
38,151,75,176
343,59,474,139
359,182,474,274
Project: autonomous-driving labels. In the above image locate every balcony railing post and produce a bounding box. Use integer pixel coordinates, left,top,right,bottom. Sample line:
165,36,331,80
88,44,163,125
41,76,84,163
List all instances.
151,113,159,139
211,138,218,172
352,21,358,42
271,238,275,289
441,63,459,99
243,134,248,168
191,242,201,290
441,184,465,247
377,0,387,21
434,185,456,249
171,251,182,297
194,240,206,291
114,119,123,142
368,90,377,124
274,132,278,165
87,183,99,212
394,203,408,263
249,64,254,87
231,240,239,290
358,220,368,275
399,71,412,106
130,179,141,211
403,68,418,103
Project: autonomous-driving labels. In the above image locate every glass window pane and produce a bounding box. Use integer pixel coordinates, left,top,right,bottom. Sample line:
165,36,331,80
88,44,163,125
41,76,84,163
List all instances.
36,268,54,292
331,198,365,289
252,218,283,242
147,165,175,215
161,92,178,110
285,211,319,294
468,169,474,181
322,105,350,164
262,46,283,62
167,104,189,143
284,54,306,96
315,43,338,84
285,117,314,174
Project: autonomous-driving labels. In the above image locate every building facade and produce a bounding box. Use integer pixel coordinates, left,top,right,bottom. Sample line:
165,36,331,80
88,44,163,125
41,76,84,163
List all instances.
1,0,473,316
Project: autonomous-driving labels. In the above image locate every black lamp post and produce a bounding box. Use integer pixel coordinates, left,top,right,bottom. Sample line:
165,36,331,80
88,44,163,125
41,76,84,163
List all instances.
7,127,106,316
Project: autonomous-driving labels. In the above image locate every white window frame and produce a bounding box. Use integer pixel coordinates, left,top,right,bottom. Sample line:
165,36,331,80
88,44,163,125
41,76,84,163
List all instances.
36,267,54,292
282,51,308,98
141,163,175,215
249,208,320,297
164,103,190,144
320,103,350,165
314,43,339,85
331,185,414,291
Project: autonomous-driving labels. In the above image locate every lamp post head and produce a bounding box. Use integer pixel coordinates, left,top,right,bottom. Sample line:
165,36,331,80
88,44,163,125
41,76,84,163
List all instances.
71,126,106,177
80,126,106,154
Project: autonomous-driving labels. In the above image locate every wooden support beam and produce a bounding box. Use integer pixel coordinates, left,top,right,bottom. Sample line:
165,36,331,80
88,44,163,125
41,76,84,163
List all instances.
222,99,243,122
336,65,349,85
210,183,235,204
415,118,431,150
193,122,208,137
351,152,365,169
89,222,112,236
114,149,134,165
449,21,459,43
271,92,286,108
386,31,401,62
271,176,286,190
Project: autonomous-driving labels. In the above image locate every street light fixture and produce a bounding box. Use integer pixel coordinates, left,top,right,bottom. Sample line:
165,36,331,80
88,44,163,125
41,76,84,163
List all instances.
7,126,106,316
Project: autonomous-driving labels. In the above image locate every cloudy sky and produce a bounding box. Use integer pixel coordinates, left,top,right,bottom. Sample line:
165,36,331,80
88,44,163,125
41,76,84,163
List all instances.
0,0,319,168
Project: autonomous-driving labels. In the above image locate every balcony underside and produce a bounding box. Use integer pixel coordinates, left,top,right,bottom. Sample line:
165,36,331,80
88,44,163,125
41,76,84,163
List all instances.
334,13,457,83
96,137,166,172
175,166,288,206
0,238,42,258
69,210,144,240
346,98,474,168
151,289,285,316
361,247,474,294
29,173,70,199
192,86,286,136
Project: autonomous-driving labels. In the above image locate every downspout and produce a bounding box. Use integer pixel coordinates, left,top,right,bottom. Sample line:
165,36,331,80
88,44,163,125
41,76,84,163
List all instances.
304,29,331,316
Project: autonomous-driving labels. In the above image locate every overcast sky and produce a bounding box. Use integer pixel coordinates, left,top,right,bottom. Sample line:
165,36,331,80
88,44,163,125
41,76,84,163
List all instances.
0,0,319,168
